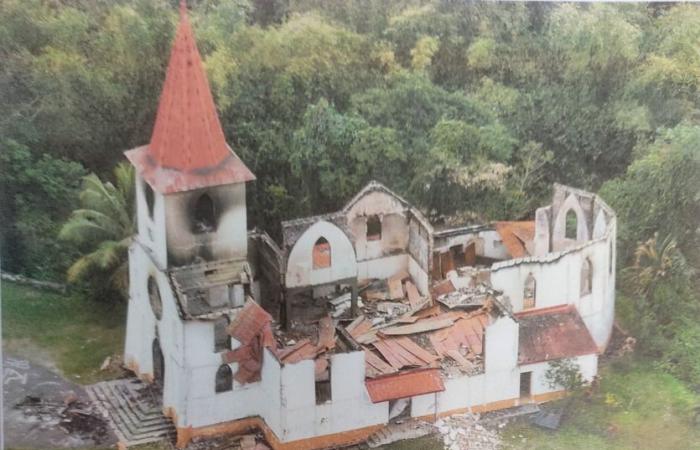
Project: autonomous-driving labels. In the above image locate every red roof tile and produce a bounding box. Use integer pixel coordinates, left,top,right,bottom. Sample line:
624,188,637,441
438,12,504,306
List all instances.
515,304,598,365
125,2,254,193
365,368,444,403
228,299,273,345
494,221,535,259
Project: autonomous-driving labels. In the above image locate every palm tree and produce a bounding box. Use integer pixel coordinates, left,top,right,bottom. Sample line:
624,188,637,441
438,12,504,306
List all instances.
59,162,135,297
624,233,689,300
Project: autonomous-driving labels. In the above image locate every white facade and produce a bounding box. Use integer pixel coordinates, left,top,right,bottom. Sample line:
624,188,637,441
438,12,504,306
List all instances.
123,181,615,448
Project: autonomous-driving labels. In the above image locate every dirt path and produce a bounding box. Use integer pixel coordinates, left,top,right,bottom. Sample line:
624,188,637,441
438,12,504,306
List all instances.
2,352,117,449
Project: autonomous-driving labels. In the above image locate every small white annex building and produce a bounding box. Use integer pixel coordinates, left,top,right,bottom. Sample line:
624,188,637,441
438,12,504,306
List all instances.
121,5,616,449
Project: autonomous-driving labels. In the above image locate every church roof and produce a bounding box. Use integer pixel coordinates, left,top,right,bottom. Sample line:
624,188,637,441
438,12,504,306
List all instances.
125,1,254,194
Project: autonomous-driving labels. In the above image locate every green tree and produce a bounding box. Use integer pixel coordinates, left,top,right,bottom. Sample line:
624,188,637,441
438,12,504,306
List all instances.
59,163,135,299
600,124,700,265
0,139,86,280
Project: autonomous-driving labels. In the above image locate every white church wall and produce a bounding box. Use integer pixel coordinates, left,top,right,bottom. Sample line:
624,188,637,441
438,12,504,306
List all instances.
408,255,429,296
135,174,168,268
278,351,387,443
411,315,521,417
285,221,357,288
490,233,615,348
519,353,598,396
183,348,283,433
164,183,248,267
357,254,407,282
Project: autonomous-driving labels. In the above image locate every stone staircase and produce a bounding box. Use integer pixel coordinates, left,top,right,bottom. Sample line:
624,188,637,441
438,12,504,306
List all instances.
86,378,176,447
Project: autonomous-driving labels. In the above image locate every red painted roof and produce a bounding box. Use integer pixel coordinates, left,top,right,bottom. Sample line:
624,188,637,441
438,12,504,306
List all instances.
365,369,445,403
125,2,254,193
365,368,444,403
515,304,598,365
494,221,535,259
228,299,273,346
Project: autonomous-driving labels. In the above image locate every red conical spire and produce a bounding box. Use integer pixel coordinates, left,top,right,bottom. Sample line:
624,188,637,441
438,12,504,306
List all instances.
148,1,228,170
125,1,254,193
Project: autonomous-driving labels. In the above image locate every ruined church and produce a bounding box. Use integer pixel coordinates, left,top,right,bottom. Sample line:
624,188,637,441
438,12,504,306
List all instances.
119,4,616,449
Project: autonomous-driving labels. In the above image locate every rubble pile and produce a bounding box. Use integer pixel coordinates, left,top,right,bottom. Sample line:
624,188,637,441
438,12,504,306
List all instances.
187,433,270,450
14,394,110,445
435,413,502,450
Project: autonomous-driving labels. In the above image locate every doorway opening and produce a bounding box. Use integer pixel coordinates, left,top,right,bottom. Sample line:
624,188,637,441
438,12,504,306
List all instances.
519,372,532,400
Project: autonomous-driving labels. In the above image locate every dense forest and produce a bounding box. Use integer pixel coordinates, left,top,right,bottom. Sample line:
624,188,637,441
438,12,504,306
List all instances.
1,1,699,386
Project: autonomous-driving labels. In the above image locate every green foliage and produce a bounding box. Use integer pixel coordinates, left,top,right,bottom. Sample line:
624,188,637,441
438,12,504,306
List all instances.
505,362,700,450
545,358,585,392
290,99,404,212
59,163,135,299
0,139,86,280
600,124,700,265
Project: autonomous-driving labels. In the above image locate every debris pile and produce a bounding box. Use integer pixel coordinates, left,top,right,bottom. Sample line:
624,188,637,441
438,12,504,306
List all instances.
14,394,110,445
435,413,502,450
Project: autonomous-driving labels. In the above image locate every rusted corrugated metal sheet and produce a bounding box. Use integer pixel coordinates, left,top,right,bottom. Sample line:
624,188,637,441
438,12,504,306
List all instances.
365,369,445,403
516,304,598,365
124,4,254,194
224,300,274,384
228,300,273,345
494,221,535,259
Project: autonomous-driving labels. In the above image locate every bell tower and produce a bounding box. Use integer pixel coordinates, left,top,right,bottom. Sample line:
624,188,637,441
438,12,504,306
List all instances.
125,1,255,268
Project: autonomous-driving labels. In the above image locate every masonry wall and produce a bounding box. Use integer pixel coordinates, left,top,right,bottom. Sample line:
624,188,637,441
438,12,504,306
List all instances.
179,345,387,444
519,354,598,397
490,232,615,349
410,315,520,417
182,339,282,434
124,242,186,417
285,221,357,288
278,351,387,442
135,174,168,268
164,183,248,267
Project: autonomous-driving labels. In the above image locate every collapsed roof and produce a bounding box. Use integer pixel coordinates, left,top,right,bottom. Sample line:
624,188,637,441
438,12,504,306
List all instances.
170,258,250,319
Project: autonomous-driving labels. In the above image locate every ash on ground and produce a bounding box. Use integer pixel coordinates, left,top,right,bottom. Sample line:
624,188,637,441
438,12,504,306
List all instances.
14,394,110,445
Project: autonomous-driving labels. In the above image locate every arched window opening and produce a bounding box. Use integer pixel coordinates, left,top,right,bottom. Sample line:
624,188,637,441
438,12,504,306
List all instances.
148,276,163,320
313,237,331,269
214,316,231,352
565,209,578,240
144,181,155,218
215,364,233,393
523,273,536,310
192,193,217,233
366,215,382,241
581,257,593,297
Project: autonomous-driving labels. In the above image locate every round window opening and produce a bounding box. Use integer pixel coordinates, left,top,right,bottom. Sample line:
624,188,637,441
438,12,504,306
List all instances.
148,276,163,320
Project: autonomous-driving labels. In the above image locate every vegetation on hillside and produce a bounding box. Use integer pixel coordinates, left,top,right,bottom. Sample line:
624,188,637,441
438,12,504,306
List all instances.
1,0,698,400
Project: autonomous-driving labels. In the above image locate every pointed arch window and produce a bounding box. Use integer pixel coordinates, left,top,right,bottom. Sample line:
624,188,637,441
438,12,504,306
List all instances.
148,276,163,320
313,237,331,269
565,209,578,240
215,365,233,393
366,215,382,241
581,257,593,297
192,193,217,233
144,181,155,218
523,273,536,310
214,316,231,352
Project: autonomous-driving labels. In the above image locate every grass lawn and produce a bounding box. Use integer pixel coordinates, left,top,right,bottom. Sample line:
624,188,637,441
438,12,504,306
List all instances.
503,359,700,450
1,280,126,384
